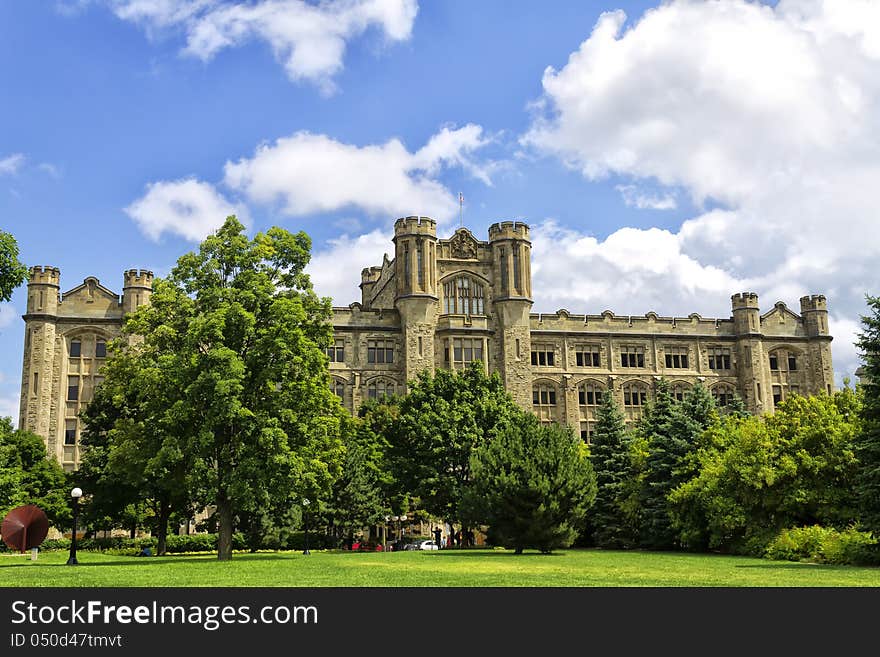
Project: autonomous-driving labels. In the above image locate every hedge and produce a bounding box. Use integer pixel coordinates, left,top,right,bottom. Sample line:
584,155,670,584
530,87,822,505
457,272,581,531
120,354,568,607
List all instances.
764,526,880,566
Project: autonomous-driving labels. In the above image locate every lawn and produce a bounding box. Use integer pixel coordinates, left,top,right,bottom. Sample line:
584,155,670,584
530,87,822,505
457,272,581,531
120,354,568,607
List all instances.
2,548,879,587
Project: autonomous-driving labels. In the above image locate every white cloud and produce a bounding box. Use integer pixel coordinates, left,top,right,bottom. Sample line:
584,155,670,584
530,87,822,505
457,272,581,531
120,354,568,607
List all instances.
224,125,491,223
307,229,392,306
0,154,25,175
106,0,418,92
615,184,676,210
124,177,248,242
0,305,17,329
524,0,880,384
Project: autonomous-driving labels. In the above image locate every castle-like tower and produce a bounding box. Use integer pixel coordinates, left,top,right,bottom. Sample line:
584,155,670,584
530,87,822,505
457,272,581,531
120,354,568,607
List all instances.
330,218,835,439
19,266,153,470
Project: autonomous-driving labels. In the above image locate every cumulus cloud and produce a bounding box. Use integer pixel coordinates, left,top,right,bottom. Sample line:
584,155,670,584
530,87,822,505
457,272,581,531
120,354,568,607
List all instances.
0,154,25,175
307,229,393,306
124,177,248,242
224,125,490,223
106,0,418,92
524,0,880,384
615,184,676,210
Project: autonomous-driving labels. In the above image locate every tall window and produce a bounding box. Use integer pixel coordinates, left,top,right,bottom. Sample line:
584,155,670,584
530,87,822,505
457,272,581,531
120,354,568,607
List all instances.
404,244,410,282
443,276,485,315
664,346,689,369
623,382,649,420
67,375,79,401
64,419,77,446
326,339,345,363
708,347,731,370
70,339,81,358
671,382,689,402
531,344,555,367
367,339,394,364
773,385,783,406
575,345,601,368
445,338,483,369
578,381,603,442
532,383,557,422
513,247,521,292
417,241,424,288
712,384,735,407
95,339,107,359
620,346,645,368
499,248,508,293
367,379,394,400
331,378,345,399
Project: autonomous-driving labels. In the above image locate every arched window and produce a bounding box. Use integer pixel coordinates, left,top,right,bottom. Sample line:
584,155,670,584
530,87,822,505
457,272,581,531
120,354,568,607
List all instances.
367,378,395,400
443,275,485,315
712,384,735,407
622,381,649,421
578,381,604,442
331,378,345,399
671,382,689,402
532,382,558,422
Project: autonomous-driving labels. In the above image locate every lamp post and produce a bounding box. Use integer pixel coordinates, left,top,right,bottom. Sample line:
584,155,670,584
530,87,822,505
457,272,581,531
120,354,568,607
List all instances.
399,514,407,543
302,498,311,556
67,487,82,566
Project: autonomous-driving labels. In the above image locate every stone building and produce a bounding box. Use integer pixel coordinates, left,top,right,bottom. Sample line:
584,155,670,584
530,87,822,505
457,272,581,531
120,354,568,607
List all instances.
18,216,835,469
328,217,835,439
18,266,153,470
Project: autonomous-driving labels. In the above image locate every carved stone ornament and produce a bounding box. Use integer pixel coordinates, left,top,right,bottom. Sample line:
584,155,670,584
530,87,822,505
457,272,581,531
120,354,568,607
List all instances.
450,230,478,259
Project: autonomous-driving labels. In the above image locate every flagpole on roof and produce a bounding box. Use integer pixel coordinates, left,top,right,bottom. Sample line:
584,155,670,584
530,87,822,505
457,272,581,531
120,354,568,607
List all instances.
459,192,463,228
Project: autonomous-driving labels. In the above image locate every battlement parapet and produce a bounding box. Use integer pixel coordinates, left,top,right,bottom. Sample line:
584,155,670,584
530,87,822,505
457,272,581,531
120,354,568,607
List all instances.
123,269,154,289
800,294,827,312
29,266,61,286
529,309,733,335
360,266,383,285
393,216,436,237
488,221,530,241
731,292,760,310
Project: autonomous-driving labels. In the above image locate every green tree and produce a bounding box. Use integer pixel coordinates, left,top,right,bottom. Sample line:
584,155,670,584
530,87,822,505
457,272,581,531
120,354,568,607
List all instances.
638,378,679,548
856,294,880,538
463,412,596,554
392,362,520,542
0,418,69,529
669,391,861,553
589,390,634,548
84,217,345,560
0,229,28,303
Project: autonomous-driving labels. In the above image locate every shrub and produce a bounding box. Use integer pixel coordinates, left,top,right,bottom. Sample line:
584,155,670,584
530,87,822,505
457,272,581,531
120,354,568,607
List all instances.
765,526,878,565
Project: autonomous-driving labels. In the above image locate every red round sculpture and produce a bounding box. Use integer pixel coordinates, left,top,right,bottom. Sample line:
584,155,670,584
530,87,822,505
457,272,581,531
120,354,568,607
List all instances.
2,505,50,553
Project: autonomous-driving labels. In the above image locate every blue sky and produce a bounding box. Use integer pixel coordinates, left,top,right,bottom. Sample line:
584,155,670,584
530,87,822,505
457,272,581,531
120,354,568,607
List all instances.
2,0,878,422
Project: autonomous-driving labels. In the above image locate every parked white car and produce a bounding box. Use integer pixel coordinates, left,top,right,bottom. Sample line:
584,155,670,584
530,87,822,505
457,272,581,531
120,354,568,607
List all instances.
417,539,440,551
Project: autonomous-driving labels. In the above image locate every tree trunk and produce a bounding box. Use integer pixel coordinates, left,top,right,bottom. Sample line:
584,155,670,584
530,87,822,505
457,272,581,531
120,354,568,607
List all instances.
514,546,524,555
156,502,171,556
217,492,234,561
129,521,136,540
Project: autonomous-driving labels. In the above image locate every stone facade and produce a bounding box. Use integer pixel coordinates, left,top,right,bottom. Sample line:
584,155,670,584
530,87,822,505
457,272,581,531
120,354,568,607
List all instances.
18,266,153,470
329,217,835,440
19,216,836,463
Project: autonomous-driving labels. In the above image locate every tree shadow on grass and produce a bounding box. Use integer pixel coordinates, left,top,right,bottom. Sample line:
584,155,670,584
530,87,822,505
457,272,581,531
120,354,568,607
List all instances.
431,549,565,557
0,553,302,569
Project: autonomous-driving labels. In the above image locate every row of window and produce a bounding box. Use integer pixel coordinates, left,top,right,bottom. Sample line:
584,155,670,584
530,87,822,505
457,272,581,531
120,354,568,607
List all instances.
531,381,738,410
69,337,107,359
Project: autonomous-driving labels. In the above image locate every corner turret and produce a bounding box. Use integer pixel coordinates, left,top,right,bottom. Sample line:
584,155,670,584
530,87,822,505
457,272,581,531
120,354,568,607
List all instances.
489,221,531,300
26,266,61,315
731,292,760,335
800,294,829,337
122,269,153,313
393,216,437,299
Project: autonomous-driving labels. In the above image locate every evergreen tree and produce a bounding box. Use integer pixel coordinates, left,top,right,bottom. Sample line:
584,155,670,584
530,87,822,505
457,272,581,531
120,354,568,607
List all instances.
856,294,880,538
589,389,633,548
463,412,596,554
638,378,679,548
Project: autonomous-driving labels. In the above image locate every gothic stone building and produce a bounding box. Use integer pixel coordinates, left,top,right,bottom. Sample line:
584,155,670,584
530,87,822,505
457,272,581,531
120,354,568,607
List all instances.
19,217,834,470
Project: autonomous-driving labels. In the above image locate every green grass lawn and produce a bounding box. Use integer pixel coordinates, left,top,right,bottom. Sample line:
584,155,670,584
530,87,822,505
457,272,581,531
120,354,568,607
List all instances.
2,548,879,587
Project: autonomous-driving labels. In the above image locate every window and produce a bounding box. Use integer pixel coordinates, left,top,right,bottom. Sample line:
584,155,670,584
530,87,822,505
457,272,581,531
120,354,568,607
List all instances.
417,241,424,288
64,419,77,446
708,347,731,370
443,276,485,316
445,338,483,368
32,372,38,396
532,383,557,422
513,247,521,291
773,385,783,406
769,349,799,373
326,339,345,363
531,344,555,367
790,385,800,397
367,339,394,364
404,244,410,281
580,423,592,443
95,339,107,359
331,378,345,398
664,346,689,369
712,384,735,407
788,355,798,371
671,383,688,402
623,382,648,407
70,339,81,358
367,379,394,400
575,345,601,368
499,248,508,292
620,346,645,368
67,376,79,401
578,382,601,406
769,354,779,370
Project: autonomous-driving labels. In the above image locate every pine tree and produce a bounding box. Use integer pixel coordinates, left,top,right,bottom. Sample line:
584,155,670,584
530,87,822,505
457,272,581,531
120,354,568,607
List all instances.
639,378,679,548
589,389,633,548
856,294,880,538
